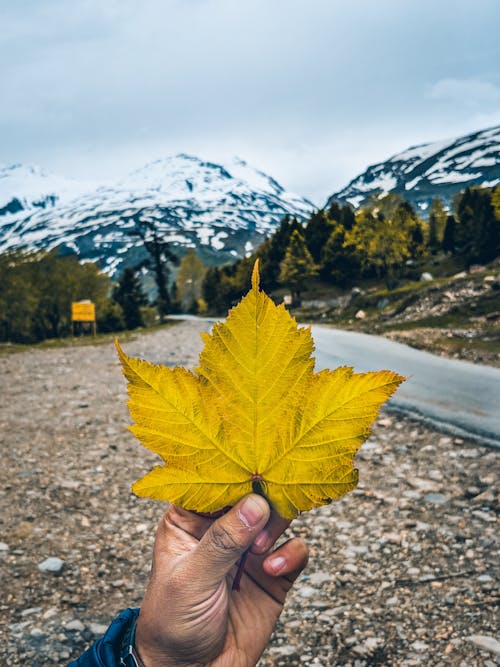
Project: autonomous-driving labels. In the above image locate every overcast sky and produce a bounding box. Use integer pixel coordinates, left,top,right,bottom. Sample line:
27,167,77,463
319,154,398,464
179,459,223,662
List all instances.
2,0,500,204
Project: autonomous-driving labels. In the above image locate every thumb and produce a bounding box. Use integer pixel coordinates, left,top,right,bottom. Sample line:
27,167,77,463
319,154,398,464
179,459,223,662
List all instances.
188,494,270,586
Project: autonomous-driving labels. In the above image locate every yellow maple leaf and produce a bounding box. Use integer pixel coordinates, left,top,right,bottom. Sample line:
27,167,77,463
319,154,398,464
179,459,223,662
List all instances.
117,261,405,519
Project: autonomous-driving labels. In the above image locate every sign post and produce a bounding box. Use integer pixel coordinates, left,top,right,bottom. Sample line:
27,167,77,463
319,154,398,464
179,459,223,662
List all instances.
71,301,96,337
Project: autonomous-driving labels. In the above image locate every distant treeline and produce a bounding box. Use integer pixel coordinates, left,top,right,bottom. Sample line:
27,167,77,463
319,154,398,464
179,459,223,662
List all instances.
1,183,499,343
0,246,206,344
202,184,500,312
0,249,127,343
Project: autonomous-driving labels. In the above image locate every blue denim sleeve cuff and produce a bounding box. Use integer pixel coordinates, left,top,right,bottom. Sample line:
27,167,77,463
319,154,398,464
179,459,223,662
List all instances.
67,608,141,667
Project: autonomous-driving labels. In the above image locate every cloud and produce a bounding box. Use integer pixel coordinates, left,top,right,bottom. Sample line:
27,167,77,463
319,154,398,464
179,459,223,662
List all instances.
1,1,500,201
427,78,500,108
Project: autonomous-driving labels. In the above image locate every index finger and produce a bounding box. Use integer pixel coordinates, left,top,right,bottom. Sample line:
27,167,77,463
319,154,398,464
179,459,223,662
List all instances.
250,507,291,555
166,504,215,540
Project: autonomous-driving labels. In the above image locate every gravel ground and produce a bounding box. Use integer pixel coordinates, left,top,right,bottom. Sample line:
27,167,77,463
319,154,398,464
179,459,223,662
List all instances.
0,321,498,666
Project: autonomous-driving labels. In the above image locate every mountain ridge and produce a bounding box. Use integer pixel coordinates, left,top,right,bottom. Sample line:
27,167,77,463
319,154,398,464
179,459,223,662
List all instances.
327,125,500,214
0,155,314,274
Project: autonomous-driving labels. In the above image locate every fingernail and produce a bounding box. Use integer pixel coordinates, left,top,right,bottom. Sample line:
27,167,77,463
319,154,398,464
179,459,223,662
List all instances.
253,530,270,551
268,555,286,573
238,496,266,528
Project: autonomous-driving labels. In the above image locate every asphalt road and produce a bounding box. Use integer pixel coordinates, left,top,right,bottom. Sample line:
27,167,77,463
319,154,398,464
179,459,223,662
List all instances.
311,325,500,448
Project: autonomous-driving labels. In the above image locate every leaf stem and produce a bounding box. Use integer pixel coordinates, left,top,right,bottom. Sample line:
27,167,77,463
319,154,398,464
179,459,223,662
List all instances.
232,549,250,591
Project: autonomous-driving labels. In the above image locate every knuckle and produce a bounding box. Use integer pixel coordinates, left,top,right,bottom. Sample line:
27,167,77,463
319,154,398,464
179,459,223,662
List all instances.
208,522,242,558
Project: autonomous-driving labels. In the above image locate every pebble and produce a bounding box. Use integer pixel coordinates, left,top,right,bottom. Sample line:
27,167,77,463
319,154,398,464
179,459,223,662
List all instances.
385,596,399,607
471,510,495,522
410,641,429,652
37,557,65,573
89,622,108,636
65,620,85,632
30,628,45,638
296,585,317,598
424,493,447,504
268,644,298,657
466,635,500,656
20,607,42,617
308,572,332,586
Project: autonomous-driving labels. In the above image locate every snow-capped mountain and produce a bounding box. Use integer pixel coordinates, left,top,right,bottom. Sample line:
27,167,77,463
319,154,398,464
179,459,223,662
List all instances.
0,163,99,216
0,155,314,274
327,125,500,214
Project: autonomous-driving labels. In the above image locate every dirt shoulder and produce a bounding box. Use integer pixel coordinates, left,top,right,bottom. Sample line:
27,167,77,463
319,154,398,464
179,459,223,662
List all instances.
0,322,498,666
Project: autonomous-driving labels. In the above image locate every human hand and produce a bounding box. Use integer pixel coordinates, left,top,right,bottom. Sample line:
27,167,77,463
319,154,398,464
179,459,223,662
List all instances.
135,494,309,667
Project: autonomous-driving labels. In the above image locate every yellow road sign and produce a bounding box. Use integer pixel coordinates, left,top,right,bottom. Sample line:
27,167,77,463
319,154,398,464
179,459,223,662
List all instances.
72,302,96,322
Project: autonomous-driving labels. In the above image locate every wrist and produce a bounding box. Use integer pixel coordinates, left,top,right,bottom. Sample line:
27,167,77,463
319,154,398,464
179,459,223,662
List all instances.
134,616,190,667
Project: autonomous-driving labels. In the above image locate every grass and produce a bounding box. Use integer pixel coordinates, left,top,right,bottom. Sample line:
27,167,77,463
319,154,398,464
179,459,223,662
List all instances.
287,256,500,364
0,320,178,357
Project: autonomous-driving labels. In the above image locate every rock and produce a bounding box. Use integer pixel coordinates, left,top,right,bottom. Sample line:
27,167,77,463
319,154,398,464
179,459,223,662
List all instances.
89,622,108,636
420,272,433,281
386,596,399,607
352,637,382,655
296,585,317,598
458,448,480,458
355,309,366,320
29,628,45,638
9,621,31,633
472,510,495,522
466,635,500,656
410,640,429,652
20,607,42,617
424,493,447,505
0,542,9,552
268,644,299,657
65,619,85,632
37,557,65,573
342,563,358,574
308,572,332,586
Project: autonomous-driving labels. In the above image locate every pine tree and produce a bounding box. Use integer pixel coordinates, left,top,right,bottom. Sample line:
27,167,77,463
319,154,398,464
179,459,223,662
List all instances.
442,215,456,253
327,201,342,221
320,223,359,286
130,219,179,321
304,210,332,263
454,188,476,260
428,198,447,252
454,187,499,263
339,204,356,231
279,230,318,305
112,267,147,330
474,190,499,263
258,216,303,287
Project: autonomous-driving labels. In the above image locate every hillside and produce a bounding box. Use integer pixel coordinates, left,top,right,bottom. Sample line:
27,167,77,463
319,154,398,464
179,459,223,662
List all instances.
328,125,500,214
0,156,314,275
293,260,500,367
